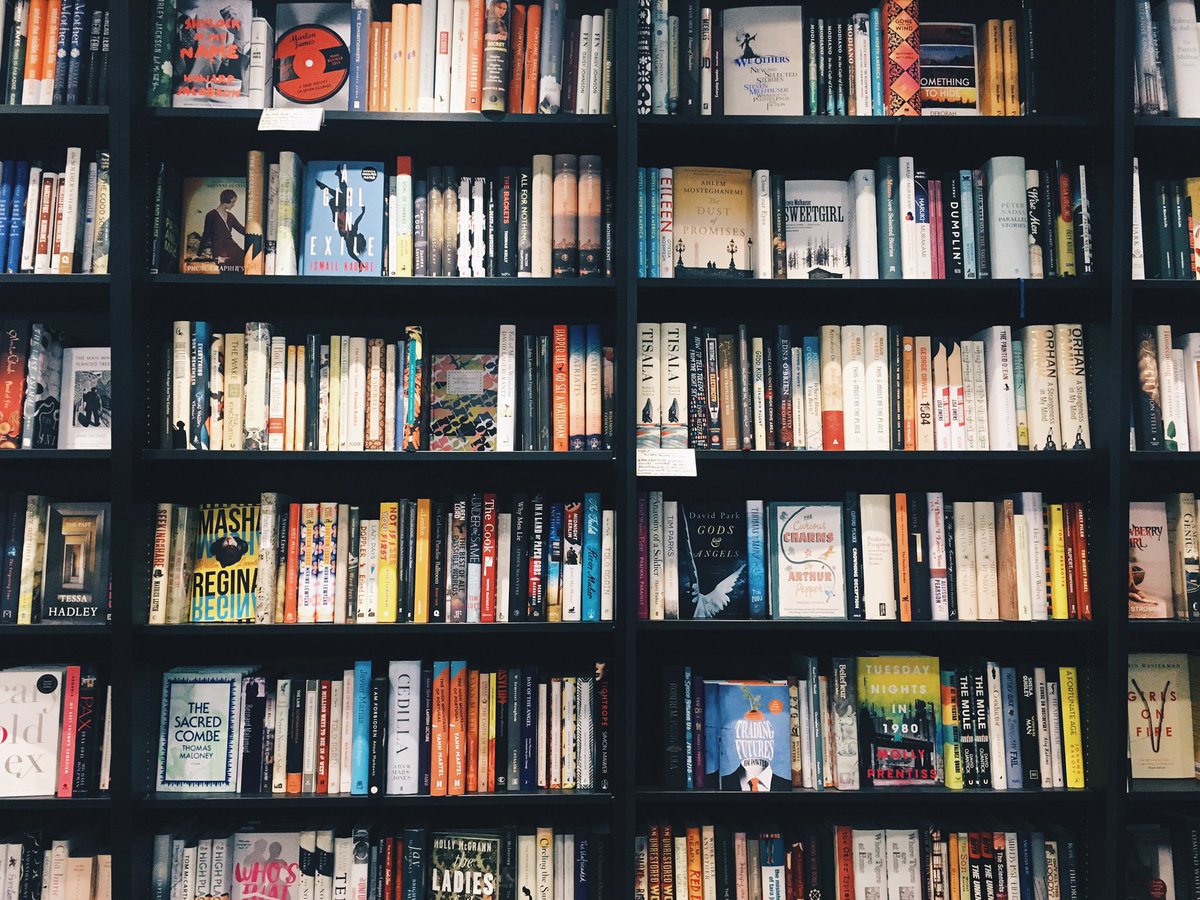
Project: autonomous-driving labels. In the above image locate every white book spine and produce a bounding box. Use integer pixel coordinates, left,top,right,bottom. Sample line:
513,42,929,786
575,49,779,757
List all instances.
532,154,553,277
1175,347,1191,451
496,512,511,622
898,156,918,277
754,169,772,278
984,156,1031,278
1183,333,1200,449
265,163,279,275
347,337,367,451
340,669,354,793
1014,513,1033,620
752,337,767,450
1132,157,1146,279
961,342,977,450
1158,324,1180,450
973,501,999,620
662,500,679,619
861,494,897,620
448,0,470,112
952,502,979,620
1034,667,1055,786
851,831,887,900
209,334,224,451
19,165,42,272
986,662,1008,789
914,335,934,451
334,503,349,622
267,335,287,451
386,660,421,794
588,19,603,114
970,340,991,450
339,335,350,449
854,14,872,113
1020,325,1061,451
791,347,805,449
659,321,686,450
637,322,662,448
849,169,879,278
648,491,665,619
248,17,270,106
804,343,823,450
1054,323,1091,450
272,678,290,792
80,162,97,273
932,340,951,451
497,324,517,451
658,168,674,278
948,342,967,450
841,325,866,451
928,492,949,620
276,152,300,277
1046,681,1065,788
979,325,1018,450
417,0,438,110
1020,492,1048,621
171,321,191,446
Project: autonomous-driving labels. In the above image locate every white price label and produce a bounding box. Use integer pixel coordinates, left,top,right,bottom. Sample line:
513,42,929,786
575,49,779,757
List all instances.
258,108,326,132
636,448,697,477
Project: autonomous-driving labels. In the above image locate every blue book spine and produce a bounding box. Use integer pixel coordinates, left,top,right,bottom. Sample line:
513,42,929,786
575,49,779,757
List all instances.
51,0,73,104
348,3,370,111
703,680,717,781
65,0,88,104
1017,833,1035,900
5,162,28,273
802,337,822,448
351,660,372,794
648,168,659,276
1001,666,1024,789
637,167,647,277
520,668,536,790
574,836,589,900
682,666,693,789
402,828,425,900
869,7,884,115
190,321,210,449
959,170,978,279
585,324,602,450
746,500,766,618
581,492,602,621
0,163,14,263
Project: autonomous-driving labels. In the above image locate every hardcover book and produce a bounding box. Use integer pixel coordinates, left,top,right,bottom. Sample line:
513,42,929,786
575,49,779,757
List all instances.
672,167,754,278
767,502,845,618
783,180,851,279
429,354,499,452
190,502,261,623
273,2,352,110
677,502,749,620
300,161,386,276
918,22,978,115
180,177,248,275
429,831,501,899
1129,501,1172,619
0,667,65,797
156,667,253,792
720,6,805,115
1127,653,1196,779
231,830,302,900
715,680,792,791
39,502,109,622
856,654,941,786
58,347,111,450
171,0,254,107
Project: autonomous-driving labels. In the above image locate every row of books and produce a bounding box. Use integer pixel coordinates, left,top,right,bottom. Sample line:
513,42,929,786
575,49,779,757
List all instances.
150,493,616,625
638,159,1094,280
0,152,110,275
151,0,614,118
1129,497,1200,621
1133,0,1200,117
1128,820,1200,900
0,496,109,625
1127,653,1200,781
162,322,613,453
1134,325,1200,450
1134,169,1200,280
638,5,1038,118
0,323,110,450
156,660,609,797
0,664,110,798
635,823,1081,900
635,323,1093,453
157,153,610,278
639,492,1091,623
662,656,1087,794
152,825,609,900
0,835,110,900
0,0,109,105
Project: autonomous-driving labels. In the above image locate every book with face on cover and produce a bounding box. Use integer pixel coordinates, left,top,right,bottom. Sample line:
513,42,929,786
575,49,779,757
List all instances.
180,177,248,275
429,353,499,452
172,0,254,107
191,502,261,623
1129,501,1173,619
715,679,793,791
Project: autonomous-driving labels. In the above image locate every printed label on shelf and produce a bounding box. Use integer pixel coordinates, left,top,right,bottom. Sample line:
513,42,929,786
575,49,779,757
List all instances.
636,448,697,477
258,108,326,132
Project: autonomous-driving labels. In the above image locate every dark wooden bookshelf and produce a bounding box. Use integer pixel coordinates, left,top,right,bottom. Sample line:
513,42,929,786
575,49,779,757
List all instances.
0,0,1148,896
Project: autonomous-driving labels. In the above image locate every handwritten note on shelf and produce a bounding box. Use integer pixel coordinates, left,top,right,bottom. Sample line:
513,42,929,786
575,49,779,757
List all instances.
636,449,697,477
258,108,326,132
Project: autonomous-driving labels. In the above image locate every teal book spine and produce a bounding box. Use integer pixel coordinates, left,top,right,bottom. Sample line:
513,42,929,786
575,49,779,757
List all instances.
351,660,372,795
581,492,602,621
638,167,647,277
869,7,884,115
746,499,766,619
875,157,901,279
960,170,978,279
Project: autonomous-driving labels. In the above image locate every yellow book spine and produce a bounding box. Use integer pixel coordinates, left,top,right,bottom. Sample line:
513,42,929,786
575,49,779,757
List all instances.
1058,666,1086,787
1048,503,1068,619
1055,169,1077,277
404,3,422,112
284,345,297,452
1001,20,1020,116
414,498,432,622
328,336,341,452
948,834,960,900
379,20,392,112
389,4,407,112
294,344,306,450
378,501,400,622
16,497,45,625
983,20,1003,116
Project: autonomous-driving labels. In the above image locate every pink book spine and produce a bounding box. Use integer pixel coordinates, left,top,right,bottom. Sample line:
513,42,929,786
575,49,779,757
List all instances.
56,665,81,798
930,180,945,280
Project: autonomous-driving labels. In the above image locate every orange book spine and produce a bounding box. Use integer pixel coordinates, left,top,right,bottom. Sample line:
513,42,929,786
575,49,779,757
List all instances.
404,3,422,111
389,3,407,112
507,5,527,113
466,668,479,792
40,0,61,97
316,679,331,793
380,22,392,112
23,0,47,96
431,661,450,795
835,826,855,900
521,4,542,114
448,660,467,795
902,335,916,450
368,22,382,111
465,0,485,110
685,828,702,900
552,324,569,451
1072,502,1092,620
285,503,301,623
894,492,912,621
477,670,490,792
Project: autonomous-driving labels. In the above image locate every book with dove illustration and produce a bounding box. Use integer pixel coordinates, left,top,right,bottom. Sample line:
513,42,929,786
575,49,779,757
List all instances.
767,502,845,618
677,502,750,619
714,680,793,792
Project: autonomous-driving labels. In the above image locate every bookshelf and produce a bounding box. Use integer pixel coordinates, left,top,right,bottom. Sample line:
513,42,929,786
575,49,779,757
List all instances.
0,0,1173,895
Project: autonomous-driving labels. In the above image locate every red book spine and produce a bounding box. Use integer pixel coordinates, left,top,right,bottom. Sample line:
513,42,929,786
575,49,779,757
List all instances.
393,837,405,897
285,502,301,623
55,664,80,797
637,493,649,620
480,493,497,622
552,325,569,451
834,827,854,900
507,5,527,113
521,4,542,114
466,668,479,792
316,679,331,793
0,322,28,448
1072,502,1092,620
930,180,944,279
382,837,395,900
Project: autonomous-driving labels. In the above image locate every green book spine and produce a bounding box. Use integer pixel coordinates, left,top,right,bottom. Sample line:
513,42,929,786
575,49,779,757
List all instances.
876,157,902,279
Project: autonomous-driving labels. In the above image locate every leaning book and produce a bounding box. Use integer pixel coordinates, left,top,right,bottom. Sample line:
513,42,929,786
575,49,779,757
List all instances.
191,502,262,623
156,666,254,792
767,502,845,618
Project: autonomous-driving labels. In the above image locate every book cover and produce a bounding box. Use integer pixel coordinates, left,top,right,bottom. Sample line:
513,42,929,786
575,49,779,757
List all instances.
767,502,845,618
273,2,352,109
0,666,64,796
1129,501,1172,619
918,22,977,114
231,831,302,899
429,831,501,899
672,167,754,277
191,502,261,623
38,501,109,622
58,347,111,450
428,353,499,452
715,680,792,791
1127,653,1195,779
180,177,247,275
172,0,253,107
300,161,385,276
783,179,850,279
157,667,251,792
856,655,941,786
720,6,805,115
677,502,749,620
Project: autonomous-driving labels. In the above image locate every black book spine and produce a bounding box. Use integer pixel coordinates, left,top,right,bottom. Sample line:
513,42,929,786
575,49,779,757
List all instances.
844,492,864,620
945,175,964,279
889,326,904,449
0,496,23,623
507,667,522,791
945,505,958,620
593,832,609,900
596,671,610,792
971,666,991,788
527,495,546,620
419,664,433,794
468,494,483,616
975,169,990,279
517,167,533,274
84,7,104,104
70,664,104,795
907,492,932,620
486,176,497,277
160,343,173,449
149,164,165,273
776,324,793,450
493,668,508,791
347,505,361,621
443,167,459,276
603,165,615,277
686,324,707,448
1134,326,1165,450
1019,2,1038,115
498,167,518,276
703,328,721,448
510,495,529,620
404,500,417,621
681,0,700,115
710,18,723,116
50,0,72,104
429,502,446,622
815,18,827,114
499,827,517,900
537,335,552,450
835,17,846,114
95,10,109,102
368,674,388,794
957,668,976,788
736,324,752,451
519,668,537,790
1039,168,1058,277
771,176,786,278
428,167,444,276
20,832,45,899
305,333,319,450
522,335,537,450
286,676,306,787
715,825,735,900
240,677,267,795
1171,178,1191,279
662,665,686,789
1016,666,1042,789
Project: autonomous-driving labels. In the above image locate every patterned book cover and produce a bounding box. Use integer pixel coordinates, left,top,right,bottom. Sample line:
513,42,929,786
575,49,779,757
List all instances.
157,667,252,792
300,161,385,276
429,353,498,452
402,326,425,451
883,0,921,116
191,502,261,622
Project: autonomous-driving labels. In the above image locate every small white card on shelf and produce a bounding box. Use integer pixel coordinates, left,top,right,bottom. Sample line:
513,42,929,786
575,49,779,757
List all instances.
258,108,326,132
636,448,697,477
